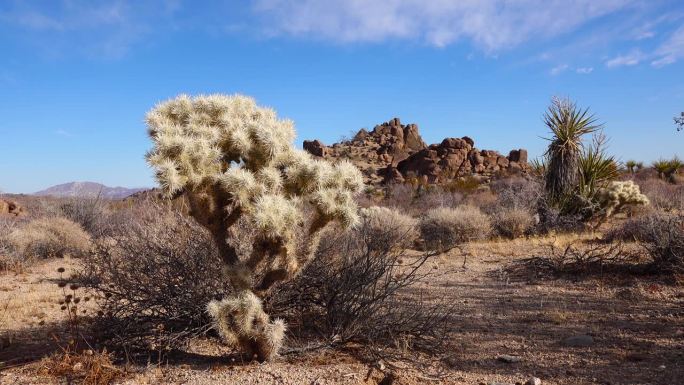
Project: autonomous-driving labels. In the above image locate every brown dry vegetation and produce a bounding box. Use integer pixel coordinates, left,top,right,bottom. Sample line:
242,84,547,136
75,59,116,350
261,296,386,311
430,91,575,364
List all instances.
1,171,683,385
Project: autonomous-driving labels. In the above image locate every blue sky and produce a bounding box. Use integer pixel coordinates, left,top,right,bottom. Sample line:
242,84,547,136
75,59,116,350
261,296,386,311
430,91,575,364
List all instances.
1,0,683,193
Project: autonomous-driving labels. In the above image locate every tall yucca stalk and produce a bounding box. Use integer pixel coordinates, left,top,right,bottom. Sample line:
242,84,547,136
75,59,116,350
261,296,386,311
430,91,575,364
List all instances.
543,97,601,202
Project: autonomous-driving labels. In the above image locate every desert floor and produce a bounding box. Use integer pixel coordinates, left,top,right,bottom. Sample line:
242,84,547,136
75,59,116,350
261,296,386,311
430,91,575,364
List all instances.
1,235,683,385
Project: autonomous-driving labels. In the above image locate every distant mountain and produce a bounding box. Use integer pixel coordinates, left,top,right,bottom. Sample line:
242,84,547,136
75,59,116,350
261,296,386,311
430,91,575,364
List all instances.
34,182,147,200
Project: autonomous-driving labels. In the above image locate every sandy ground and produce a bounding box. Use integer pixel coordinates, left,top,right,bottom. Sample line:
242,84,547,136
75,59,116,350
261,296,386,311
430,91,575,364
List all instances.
1,236,683,385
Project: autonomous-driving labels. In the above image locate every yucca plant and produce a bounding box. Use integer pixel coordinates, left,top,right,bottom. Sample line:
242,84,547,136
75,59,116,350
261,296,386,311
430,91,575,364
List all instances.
625,160,637,174
636,161,644,171
530,157,548,178
665,157,683,183
543,97,601,203
653,159,672,179
578,134,619,199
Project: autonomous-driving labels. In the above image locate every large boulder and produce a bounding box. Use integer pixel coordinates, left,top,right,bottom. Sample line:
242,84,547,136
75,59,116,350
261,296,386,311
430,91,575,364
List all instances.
303,139,329,157
508,149,528,163
0,199,24,216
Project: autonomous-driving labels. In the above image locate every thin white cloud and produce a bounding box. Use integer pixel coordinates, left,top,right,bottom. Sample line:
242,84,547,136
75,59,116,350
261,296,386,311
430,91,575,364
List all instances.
254,0,633,52
550,64,569,75
605,50,644,68
651,25,684,67
55,129,74,138
576,67,594,74
0,2,127,31
634,30,655,40
0,1,179,58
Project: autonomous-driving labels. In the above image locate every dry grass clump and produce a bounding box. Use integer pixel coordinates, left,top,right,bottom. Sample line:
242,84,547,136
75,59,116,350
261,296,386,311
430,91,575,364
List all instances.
359,206,418,249
419,205,491,251
493,208,535,239
39,349,123,385
6,217,91,261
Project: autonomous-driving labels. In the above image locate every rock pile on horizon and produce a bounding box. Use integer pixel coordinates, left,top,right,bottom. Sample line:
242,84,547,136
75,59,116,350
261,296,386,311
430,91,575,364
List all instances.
303,117,528,185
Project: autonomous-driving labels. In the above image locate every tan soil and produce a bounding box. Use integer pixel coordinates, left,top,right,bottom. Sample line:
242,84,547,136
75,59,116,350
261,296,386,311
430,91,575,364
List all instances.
1,235,683,385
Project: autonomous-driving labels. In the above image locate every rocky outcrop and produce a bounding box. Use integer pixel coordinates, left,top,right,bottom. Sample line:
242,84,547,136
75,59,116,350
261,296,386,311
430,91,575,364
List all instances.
302,118,428,184
386,139,528,184
303,117,528,185
0,199,24,216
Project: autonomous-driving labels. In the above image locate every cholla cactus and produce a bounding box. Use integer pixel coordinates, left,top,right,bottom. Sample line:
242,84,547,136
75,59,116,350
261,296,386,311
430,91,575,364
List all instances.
596,180,649,218
206,291,285,361
145,94,364,360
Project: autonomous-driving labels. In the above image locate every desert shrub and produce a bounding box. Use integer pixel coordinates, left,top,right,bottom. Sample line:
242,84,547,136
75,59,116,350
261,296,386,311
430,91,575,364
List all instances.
463,189,498,211
487,176,542,213
638,176,684,211
358,206,418,249
419,205,491,251
269,210,451,352
6,217,91,260
59,197,109,236
0,217,22,271
516,242,635,278
534,196,585,234
607,212,683,274
493,208,535,239
412,189,464,214
80,204,230,352
445,176,481,194
382,183,416,209
382,183,463,215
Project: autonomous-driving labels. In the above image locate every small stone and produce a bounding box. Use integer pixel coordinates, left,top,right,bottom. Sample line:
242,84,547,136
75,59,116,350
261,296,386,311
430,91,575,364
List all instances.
562,335,594,347
525,377,542,385
658,365,666,370
497,354,522,363
72,362,84,372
